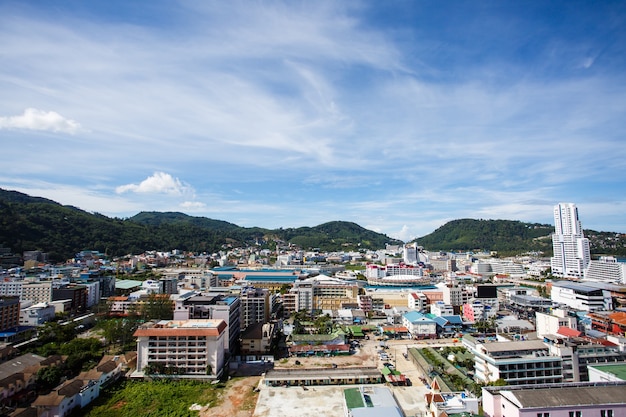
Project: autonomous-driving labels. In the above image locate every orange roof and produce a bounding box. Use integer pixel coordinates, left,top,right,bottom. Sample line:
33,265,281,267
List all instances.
382,326,409,332
134,320,227,337
134,328,223,337
609,311,626,326
557,326,582,338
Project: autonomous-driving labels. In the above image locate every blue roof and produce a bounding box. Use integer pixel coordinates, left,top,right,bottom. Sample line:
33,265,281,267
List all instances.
434,316,449,326
222,296,238,305
0,326,33,337
217,274,234,280
434,315,464,327
403,311,434,323
244,275,297,282
212,266,238,271
553,281,602,293
442,315,464,324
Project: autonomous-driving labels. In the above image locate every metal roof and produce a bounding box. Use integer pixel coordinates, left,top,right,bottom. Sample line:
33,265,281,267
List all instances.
502,384,626,408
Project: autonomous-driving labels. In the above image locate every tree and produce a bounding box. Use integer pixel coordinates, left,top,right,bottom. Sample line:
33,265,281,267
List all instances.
140,294,174,321
36,366,63,390
99,318,138,351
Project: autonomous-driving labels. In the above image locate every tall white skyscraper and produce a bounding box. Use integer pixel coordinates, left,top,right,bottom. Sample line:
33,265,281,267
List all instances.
551,203,591,278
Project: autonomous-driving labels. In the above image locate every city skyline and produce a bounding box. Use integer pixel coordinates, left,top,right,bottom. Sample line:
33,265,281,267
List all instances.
1,1,625,240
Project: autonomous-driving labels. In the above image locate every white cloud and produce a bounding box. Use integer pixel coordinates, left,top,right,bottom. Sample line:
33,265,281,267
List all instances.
116,172,193,196
0,108,82,134
180,201,206,210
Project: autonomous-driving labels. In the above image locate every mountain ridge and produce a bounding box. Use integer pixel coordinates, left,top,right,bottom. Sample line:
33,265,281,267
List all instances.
0,188,402,261
1,188,624,262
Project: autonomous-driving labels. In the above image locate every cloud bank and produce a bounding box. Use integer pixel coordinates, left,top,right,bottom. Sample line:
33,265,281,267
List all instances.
0,108,82,134
116,172,193,196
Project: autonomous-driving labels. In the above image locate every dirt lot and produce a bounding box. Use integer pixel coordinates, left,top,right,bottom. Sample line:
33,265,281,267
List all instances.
274,337,379,370
200,376,261,417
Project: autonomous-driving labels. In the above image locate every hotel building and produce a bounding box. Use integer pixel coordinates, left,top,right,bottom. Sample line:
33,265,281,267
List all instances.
551,203,591,278
134,319,227,379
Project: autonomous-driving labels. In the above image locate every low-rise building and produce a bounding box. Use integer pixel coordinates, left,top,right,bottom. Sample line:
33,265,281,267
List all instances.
430,301,454,316
482,381,626,417
19,302,56,326
551,281,612,312
535,309,578,338
402,311,436,339
468,339,563,385
240,322,278,355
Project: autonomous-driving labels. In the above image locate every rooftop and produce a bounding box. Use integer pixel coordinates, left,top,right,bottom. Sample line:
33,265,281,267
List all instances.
588,363,626,381
480,339,548,353
500,383,626,408
0,353,45,381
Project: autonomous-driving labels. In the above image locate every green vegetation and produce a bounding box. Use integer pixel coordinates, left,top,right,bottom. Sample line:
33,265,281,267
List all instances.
416,219,626,257
415,347,481,395
3,188,623,261
416,219,555,255
82,380,222,417
344,388,365,409
0,189,401,261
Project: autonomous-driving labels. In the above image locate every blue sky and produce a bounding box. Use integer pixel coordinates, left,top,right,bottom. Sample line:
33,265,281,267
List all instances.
1,1,625,241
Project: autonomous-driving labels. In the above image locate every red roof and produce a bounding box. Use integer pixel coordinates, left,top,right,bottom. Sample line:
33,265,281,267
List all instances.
610,311,626,326
557,326,582,338
382,326,409,332
288,344,350,353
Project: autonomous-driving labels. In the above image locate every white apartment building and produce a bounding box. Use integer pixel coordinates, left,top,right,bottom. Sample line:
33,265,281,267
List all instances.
437,283,469,306
365,263,424,278
585,256,626,284
141,280,161,294
402,311,437,339
408,292,427,311
19,302,56,326
526,261,551,277
551,203,591,278
470,261,493,277
83,281,101,308
134,319,227,379
543,335,626,382
0,280,23,298
487,260,526,278
551,281,612,311
469,339,563,385
290,275,358,313
535,309,578,338
430,301,454,316
403,243,418,265
22,282,53,303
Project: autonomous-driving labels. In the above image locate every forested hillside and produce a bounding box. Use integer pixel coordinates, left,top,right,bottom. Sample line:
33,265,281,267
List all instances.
416,219,554,254
0,189,400,261
416,218,626,256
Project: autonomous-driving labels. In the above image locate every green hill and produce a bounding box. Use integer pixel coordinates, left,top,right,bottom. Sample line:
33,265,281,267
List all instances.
0,189,401,262
416,219,554,254
415,218,626,256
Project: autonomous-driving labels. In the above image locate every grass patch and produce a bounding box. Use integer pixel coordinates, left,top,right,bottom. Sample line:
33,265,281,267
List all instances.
82,379,221,417
344,388,364,410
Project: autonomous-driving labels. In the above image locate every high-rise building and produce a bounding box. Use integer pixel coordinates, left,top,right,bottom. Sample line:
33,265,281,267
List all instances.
551,203,591,278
